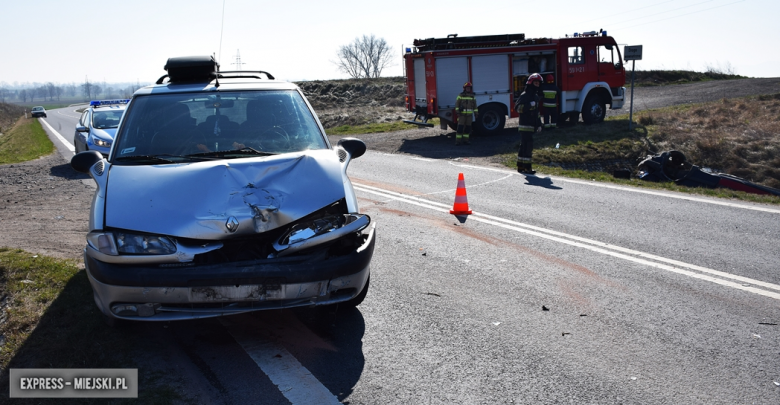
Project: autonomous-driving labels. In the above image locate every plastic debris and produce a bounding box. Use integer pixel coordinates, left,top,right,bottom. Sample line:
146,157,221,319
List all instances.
542,306,550,311
752,333,761,339
630,377,637,381
492,322,501,326
774,381,779,387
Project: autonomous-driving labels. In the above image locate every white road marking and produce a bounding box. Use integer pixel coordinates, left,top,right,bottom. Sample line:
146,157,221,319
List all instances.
448,162,780,215
38,118,75,152
354,182,780,301
220,317,342,405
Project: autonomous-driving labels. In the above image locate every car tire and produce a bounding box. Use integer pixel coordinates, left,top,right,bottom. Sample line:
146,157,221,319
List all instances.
473,104,506,135
343,274,370,308
582,95,606,124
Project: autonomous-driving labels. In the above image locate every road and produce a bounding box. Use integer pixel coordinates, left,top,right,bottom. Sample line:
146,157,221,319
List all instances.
32,104,780,404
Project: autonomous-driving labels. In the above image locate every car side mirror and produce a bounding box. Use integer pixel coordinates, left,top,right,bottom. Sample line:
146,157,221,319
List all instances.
338,137,366,159
76,126,89,132
71,150,103,174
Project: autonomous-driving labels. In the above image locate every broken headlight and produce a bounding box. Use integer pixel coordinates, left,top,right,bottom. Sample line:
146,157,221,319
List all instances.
87,231,177,256
272,214,370,257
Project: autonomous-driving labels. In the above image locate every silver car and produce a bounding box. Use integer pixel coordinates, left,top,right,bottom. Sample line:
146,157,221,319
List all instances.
70,56,375,323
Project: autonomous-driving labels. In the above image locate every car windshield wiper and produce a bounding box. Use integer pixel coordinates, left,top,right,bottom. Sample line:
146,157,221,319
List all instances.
186,147,277,158
113,154,212,164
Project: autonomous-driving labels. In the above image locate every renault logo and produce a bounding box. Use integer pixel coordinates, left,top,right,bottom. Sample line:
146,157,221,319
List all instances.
226,216,239,233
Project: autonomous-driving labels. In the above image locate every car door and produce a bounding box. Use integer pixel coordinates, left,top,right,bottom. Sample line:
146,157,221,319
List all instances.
75,110,90,152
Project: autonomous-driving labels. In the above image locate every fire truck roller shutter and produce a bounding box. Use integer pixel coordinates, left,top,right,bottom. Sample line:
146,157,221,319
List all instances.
472,55,510,135
435,57,468,109
413,58,427,104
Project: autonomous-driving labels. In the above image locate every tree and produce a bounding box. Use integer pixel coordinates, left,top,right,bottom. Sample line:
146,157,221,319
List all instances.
335,34,394,79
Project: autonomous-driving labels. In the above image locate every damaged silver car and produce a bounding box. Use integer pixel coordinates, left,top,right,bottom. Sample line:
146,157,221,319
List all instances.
70,56,375,323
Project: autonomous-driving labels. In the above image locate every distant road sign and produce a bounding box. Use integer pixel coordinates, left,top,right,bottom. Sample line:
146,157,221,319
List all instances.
624,45,643,61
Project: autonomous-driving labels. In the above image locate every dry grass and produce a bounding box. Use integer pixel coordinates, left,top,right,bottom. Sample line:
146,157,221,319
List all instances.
637,94,780,188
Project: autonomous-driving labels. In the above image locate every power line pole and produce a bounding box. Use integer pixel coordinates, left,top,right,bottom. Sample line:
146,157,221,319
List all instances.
232,49,245,70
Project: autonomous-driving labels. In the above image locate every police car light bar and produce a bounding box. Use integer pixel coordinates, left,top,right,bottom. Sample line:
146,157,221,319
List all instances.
90,99,130,107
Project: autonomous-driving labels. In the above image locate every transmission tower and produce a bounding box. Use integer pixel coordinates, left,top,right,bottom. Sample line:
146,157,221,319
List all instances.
232,49,245,70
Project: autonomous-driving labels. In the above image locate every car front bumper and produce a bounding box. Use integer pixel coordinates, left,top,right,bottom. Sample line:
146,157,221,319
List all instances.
85,223,375,321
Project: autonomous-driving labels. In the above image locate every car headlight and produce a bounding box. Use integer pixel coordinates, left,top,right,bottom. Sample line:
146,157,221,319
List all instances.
87,231,177,256
89,133,112,148
272,214,370,257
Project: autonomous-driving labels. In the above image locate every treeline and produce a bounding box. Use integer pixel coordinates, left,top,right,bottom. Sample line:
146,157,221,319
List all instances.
0,80,148,104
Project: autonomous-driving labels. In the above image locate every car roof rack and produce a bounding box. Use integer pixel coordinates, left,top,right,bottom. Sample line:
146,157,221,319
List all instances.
156,56,275,84
217,70,275,80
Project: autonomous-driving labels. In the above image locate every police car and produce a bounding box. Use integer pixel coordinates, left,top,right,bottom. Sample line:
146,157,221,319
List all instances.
73,99,129,156
69,56,374,323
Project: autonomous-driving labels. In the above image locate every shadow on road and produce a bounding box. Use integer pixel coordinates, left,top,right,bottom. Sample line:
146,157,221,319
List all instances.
396,127,520,160
523,175,563,190
1,269,368,404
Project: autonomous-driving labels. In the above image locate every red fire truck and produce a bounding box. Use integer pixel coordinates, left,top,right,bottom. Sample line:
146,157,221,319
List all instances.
403,31,626,134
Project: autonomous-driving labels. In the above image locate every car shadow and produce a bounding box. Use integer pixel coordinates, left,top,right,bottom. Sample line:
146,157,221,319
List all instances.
50,162,90,180
0,270,367,403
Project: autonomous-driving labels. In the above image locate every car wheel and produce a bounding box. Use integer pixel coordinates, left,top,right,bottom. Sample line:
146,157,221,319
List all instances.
474,104,506,135
582,95,606,124
343,274,370,308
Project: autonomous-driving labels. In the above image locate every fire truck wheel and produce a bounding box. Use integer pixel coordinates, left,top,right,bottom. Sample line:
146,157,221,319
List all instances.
474,104,506,135
582,96,606,124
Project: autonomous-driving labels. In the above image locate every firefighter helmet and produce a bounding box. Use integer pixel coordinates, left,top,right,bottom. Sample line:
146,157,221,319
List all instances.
546,74,554,83
463,82,473,88
526,73,543,84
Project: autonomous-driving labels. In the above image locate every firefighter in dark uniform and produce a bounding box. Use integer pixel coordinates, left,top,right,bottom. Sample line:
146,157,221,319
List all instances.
540,74,560,130
515,73,543,174
455,82,478,145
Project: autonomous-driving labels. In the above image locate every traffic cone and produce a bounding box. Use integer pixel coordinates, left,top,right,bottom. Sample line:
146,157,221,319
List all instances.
449,172,473,215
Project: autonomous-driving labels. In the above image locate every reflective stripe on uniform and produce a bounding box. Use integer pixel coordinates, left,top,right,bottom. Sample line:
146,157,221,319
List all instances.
518,125,535,132
516,157,532,163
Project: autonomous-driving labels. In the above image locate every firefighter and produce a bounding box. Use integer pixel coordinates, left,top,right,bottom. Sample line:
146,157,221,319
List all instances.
455,82,478,145
540,74,560,130
514,73,543,174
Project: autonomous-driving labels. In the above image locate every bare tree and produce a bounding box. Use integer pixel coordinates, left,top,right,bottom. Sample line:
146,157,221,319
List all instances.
335,34,394,79
46,82,57,101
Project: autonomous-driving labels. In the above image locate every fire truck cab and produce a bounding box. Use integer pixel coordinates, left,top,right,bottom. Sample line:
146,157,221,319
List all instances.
403,31,626,134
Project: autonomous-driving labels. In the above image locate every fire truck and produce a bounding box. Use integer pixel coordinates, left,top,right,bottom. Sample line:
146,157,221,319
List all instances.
403,31,626,134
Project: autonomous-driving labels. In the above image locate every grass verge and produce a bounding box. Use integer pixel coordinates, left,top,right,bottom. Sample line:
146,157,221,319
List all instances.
496,95,780,205
0,117,55,164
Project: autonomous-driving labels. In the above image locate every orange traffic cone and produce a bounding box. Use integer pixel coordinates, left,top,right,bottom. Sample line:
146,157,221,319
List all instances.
450,172,473,215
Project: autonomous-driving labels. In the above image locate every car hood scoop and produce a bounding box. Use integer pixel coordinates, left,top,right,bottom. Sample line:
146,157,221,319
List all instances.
105,150,345,239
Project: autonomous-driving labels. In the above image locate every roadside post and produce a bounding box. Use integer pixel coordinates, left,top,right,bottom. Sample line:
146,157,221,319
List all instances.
624,45,643,130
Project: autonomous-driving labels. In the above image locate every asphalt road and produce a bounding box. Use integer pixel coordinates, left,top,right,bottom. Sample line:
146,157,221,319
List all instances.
30,87,780,403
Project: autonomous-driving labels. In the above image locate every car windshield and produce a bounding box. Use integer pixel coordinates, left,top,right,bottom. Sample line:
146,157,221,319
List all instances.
92,110,124,129
32,107,43,111
112,90,328,161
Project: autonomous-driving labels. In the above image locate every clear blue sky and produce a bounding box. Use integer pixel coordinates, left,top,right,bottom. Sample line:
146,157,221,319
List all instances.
0,0,775,86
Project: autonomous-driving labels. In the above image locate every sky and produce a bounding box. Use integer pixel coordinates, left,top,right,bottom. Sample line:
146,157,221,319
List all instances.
1,0,776,87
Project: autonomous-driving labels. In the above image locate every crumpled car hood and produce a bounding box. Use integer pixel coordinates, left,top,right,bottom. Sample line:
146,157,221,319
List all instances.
104,150,345,239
